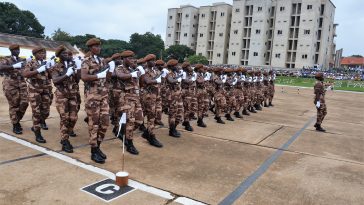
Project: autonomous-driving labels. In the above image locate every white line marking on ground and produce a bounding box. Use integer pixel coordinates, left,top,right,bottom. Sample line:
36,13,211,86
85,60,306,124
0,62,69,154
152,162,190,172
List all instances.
0,132,205,204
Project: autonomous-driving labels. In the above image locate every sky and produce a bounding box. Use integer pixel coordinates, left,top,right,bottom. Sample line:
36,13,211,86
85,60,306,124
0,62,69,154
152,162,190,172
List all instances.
4,0,364,56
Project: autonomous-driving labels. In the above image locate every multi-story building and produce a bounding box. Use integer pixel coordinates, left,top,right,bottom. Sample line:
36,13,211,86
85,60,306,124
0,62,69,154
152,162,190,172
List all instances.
166,0,337,69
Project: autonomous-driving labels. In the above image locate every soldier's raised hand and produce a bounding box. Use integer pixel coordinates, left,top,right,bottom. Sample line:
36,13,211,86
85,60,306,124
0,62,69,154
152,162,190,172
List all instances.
36,65,47,73
96,69,108,79
108,61,115,72
131,71,140,78
66,67,74,76
156,76,162,84
12,62,23,69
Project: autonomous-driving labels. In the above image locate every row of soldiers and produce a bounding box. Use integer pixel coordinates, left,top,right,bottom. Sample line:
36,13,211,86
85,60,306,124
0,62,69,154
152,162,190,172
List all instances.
0,38,275,164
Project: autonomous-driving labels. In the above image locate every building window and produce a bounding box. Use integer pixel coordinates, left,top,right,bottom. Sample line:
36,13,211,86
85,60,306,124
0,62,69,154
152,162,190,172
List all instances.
254,52,258,56
258,7,262,11
169,16,173,20
185,14,189,18
199,33,203,37
234,30,238,34
191,43,194,46
275,53,281,58
256,29,261,34
192,34,195,37
198,53,202,56
304,30,310,34
219,33,223,37
201,14,205,18
235,8,240,12
217,53,221,57
194,15,197,19
184,33,188,37
277,30,283,35
307,5,312,10
168,34,171,37
302,54,308,59
280,7,285,11
221,12,225,16
232,52,236,56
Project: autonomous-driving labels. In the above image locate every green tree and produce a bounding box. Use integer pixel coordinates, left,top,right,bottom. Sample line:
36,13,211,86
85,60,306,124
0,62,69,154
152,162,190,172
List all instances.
101,39,131,57
129,32,164,59
188,55,208,65
0,2,45,38
51,28,73,42
164,45,195,63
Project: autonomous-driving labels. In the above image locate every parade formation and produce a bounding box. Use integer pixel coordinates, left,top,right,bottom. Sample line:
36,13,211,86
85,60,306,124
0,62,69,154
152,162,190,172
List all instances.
1,37,292,164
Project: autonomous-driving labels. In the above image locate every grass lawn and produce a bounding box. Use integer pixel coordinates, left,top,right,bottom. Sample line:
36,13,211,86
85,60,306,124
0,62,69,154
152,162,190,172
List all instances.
276,76,364,92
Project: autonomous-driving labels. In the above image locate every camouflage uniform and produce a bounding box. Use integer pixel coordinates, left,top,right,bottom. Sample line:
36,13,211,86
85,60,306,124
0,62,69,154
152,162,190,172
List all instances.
213,73,227,120
24,60,52,131
167,71,184,128
0,56,28,125
195,71,209,120
224,74,237,118
82,55,110,147
314,81,327,125
182,71,197,123
268,72,275,106
51,61,78,141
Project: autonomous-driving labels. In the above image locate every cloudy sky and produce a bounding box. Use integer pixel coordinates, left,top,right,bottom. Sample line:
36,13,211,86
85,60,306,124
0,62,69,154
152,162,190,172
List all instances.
5,0,364,56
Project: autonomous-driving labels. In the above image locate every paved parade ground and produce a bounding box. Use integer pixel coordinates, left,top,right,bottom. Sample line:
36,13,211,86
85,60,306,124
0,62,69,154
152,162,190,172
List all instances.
0,83,363,205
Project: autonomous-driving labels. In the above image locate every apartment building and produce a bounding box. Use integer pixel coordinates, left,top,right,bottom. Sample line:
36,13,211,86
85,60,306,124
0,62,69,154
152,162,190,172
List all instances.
166,0,337,69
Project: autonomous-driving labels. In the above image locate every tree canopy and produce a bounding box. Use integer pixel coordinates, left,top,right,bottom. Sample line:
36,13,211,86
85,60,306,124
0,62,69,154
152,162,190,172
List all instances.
0,2,45,38
129,32,164,59
164,45,195,63
188,55,209,65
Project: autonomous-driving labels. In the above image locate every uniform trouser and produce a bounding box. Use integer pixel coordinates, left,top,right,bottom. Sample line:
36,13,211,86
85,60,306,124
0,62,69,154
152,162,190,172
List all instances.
234,88,244,112
214,90,226,118
3,78,28,124
111,89,126,127
124,93,143,140
85,95,109,147
316,103,327,125
183,89,197,121
225,89,236,114
55,91,78,141
197,88,209,118
168,90,184,126
161,86,169,112
28,87,51,131
108,89,116,124
268,83,275,103
155,95,163,122
143,92,158,134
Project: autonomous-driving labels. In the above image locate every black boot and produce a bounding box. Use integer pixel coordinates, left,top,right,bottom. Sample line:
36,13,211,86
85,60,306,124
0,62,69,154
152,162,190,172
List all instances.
197,118,207,128
225,114,234,121
255,104,262,111
16,122,23,131
269,102,274,107
183,121,193,131
40,120,48,130
61,139,73,153
316,124,326,132
147,134,163,148
190,113,197,120
234,112,243,119
215,116,225,124
242,109,250,116
264,102,268,107
91,147,105,164
154,120,164,126
84,117,89,124
250,106,257,113
125,139,139,155
13,123,22,134
69,130,77,137
112,126,118,136
169,125,181,138
32,128,46,143
97,141,107,159
139,123,147,132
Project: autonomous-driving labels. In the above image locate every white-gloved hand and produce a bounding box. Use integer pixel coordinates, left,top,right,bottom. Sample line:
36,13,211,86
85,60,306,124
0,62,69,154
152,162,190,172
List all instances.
156,76,162,84
36,65,47,73
96,69,108,79
316,101,321,108
74,58,82,70
137,65,145,75
108,61,115,72
66,67,74,77
177,77,182,83
12,62,23,69
26,57,33,62
191,76,196,81
45,60,53,69
131,71,139,78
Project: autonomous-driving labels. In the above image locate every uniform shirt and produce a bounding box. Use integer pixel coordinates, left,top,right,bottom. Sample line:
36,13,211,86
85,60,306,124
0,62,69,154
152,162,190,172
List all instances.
51,61,78,95
115,65,139,94
24,60,51,89
166,71,182,91
314,81,326,103
81,55,108,97
182,71,196,90
195,72,206,89
143,67,161,94
0,56,24,78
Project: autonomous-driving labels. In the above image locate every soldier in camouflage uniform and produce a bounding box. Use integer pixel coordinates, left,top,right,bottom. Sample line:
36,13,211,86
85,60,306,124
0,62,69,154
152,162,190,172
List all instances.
194,64,208,127
224,68,237,121
181,61,196,131
268,70,275,106
166,59,184,137
233,68,244,119
241,68,251,116
213,67,227,124
254,70,263,111
313,72,327,132
81,38,115,163
140,54,163,148
154,59,167,126
248,70,257,113
0,44,28,134
22,47,52,143
262,71,269,107
50,45,80,153
113,50,143,155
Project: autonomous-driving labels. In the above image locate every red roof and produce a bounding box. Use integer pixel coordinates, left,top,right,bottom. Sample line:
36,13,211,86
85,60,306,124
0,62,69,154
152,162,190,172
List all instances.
341,57,364,65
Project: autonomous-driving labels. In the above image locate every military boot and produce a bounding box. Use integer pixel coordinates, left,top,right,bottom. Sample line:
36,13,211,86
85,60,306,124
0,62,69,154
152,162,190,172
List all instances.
316,124,326,132
269,102,274,107
242,109,250,116
139,123,147,132
234,112,243,119
225,114,234,121
91,147,105,164
40,120,48,130
197,118,207,128
264,101,269,107
125,139,139,155
169,125,181,138
97,141,107,159
13,123,22,135
61,139,73,153
154,120,164,126
16,122,23,131
183,121,193,131
215,116,225,124
147,133,163,148
69,130,77,137
32,128,46,143
249,106,257,113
